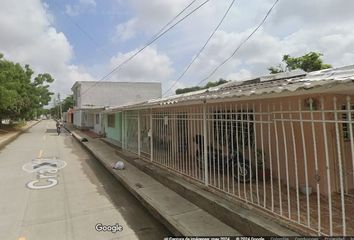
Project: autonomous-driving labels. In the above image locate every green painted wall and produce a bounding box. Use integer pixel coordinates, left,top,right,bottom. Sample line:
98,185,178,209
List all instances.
104,112,122,142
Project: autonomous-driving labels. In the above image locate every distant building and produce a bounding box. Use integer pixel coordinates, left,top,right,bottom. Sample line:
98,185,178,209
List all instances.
71,81,162,134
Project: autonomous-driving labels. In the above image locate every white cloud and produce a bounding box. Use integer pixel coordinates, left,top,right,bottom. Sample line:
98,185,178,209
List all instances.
109,46,174,87
112,18,138,42
113,0,354,93
65,0,96,16
0,0,95,96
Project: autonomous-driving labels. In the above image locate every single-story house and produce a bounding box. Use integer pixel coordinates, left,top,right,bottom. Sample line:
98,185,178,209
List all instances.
100,65,354,236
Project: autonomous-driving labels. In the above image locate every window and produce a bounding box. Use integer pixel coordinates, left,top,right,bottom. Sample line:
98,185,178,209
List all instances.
342,105,354,141
96,114,100,124
108,114,115,128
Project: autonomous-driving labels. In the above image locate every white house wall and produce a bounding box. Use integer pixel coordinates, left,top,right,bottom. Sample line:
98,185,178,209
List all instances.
75,82,162,109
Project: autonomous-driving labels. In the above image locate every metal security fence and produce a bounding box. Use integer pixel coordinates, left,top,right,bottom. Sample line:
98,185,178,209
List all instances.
121,95,354,236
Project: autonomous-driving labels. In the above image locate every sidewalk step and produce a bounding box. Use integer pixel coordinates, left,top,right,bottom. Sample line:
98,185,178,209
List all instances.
72,131,241,236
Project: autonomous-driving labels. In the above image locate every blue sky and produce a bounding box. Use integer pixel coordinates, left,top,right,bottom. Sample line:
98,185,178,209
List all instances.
0,0,354,96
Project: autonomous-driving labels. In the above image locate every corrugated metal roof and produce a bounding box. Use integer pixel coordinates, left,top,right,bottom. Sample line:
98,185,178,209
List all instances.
105,65,354,111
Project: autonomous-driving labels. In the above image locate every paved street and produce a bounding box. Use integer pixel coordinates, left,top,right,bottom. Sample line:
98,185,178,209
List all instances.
0,120,170,240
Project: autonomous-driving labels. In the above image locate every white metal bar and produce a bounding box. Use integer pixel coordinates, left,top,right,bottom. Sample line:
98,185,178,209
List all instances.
230,103,235,195
183,112,186,173
346,96,354,189
211,105,216,187
253,103,259,205
192,108,202,178
203,103,208,186
247,103,253,203
168,110,172,168
226,104,230,193
309,98,321,235
333,97,346,236
208,105,212,185
185,109,191,174
164,112,168,167
267,104,274,211
273,104,282,216
150,109,154,162
138,111,141,156
173,109,177,171
289,102,300,223
122,111,125,149
241,104,247,201
216,105,221,189
158,113,161,164
298,99,310,226
221,108,225,191
199,108,203,181
321,97,333,235
260,103,266,208
236,104,241,197
280,104,291,218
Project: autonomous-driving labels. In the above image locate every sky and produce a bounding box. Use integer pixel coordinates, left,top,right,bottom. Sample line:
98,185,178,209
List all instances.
0,0,354,98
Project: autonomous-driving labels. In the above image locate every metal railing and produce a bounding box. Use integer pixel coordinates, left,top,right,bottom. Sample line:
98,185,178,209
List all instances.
121,95,354,236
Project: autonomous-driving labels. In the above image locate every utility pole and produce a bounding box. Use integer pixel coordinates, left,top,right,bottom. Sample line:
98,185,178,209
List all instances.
58,93,62,122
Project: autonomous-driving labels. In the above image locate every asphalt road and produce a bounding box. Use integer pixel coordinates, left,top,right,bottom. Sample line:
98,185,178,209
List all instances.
0,120,170,240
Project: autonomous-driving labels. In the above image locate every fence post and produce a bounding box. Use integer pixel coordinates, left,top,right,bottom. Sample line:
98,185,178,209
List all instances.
150,109,153,162
138,110,141,156
203,102,208,186
122,111,125,149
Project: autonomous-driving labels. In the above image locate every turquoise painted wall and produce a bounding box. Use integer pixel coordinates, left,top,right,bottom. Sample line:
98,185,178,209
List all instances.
104,112,122,142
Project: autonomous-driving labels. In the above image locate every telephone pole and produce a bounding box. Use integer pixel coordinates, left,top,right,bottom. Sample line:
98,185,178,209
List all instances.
58,93,62,121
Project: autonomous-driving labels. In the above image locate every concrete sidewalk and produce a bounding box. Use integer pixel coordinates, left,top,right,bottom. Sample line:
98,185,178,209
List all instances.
71,130,241,236
0,120,40,149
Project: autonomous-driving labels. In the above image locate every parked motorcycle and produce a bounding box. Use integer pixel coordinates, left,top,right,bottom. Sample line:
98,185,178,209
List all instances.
194,134,252,183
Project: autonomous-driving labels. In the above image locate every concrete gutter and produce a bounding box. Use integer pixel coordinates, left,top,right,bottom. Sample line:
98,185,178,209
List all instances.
71,131,241,237
0,120,41,149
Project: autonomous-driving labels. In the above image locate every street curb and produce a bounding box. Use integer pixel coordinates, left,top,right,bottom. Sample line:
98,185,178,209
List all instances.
70,132,184,236
0,120,41,149
120,154,301,236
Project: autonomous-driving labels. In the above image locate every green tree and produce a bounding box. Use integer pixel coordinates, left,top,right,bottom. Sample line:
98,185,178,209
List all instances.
175,78,228,95
61,95,74,112
268,52,332,74
0,54,54,124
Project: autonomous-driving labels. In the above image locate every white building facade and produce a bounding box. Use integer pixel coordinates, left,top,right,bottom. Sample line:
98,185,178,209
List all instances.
71,81,162,134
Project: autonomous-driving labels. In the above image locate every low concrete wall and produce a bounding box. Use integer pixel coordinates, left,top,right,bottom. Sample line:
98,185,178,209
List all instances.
116,150,302,236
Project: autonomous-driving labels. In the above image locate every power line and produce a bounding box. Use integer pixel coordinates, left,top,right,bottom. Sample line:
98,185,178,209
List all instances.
150,0,198,40
196,0,279,87
162,0,236,96
81,0,211,97
50,1,111,58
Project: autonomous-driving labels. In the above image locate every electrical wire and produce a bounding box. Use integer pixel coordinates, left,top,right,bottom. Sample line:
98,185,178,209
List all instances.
150,0,198,40
81,0,211,97
196,0,279,87
162,0,236,96
50,1,111,58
